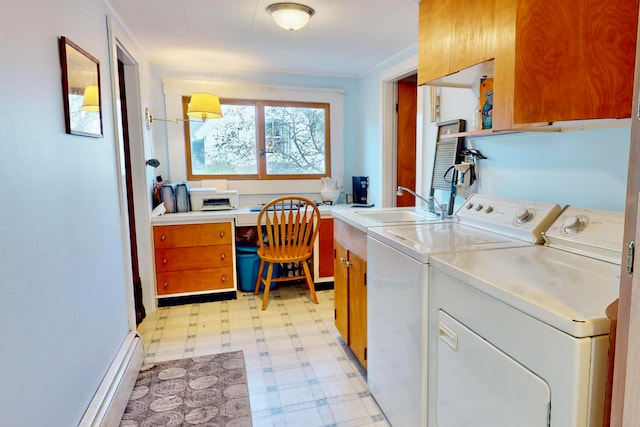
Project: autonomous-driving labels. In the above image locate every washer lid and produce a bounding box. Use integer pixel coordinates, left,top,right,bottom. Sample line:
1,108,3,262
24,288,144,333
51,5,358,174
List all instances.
430,245,620,337
368,222,529,263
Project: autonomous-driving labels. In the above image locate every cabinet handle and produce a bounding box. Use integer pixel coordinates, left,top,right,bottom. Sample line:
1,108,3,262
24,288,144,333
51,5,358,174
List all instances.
163,281,169,288
339,257,346,263
220,231,225,238
438,321,458,351
220,253,225,260
221,275,227,282
345,260,351,267
161,235,166,241
162,258,168,264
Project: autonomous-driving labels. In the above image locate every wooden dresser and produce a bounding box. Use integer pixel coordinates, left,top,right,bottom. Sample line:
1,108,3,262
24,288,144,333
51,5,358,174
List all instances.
152,222,235,297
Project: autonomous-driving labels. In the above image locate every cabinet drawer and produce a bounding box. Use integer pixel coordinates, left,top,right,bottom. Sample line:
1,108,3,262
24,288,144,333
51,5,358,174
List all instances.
153,223,232,248
155,245,233,272
156,267,234,295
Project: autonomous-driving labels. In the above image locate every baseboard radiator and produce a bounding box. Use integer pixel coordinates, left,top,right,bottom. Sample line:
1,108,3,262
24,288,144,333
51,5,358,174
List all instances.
79,331,144,427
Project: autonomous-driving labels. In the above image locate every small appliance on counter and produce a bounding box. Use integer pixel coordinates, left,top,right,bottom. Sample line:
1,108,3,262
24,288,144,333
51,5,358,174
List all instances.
175,182,190,212
352,176,369,204
160,183,176,213
190,187,239,211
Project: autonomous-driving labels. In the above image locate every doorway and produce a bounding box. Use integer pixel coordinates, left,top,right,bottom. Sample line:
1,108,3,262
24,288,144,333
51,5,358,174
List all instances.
396,74,418,207
116,59,145,325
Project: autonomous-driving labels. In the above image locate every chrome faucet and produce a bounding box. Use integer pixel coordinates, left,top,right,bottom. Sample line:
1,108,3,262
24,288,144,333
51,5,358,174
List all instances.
396,186,445,216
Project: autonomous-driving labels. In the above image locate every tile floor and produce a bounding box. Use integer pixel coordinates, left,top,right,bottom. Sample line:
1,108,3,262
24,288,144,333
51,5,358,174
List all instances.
137,285,390,427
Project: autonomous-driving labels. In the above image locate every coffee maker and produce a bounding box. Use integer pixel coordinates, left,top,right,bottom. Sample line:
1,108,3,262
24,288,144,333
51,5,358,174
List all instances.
352,176,369,204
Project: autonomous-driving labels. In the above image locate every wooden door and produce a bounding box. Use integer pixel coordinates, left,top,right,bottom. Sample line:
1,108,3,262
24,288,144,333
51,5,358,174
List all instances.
334,241,349,343
610,11,640,426
349,252,367,369
396,75,417,207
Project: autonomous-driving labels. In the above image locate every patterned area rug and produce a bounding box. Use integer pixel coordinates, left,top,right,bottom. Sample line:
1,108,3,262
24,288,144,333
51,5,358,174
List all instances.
119,350,252,426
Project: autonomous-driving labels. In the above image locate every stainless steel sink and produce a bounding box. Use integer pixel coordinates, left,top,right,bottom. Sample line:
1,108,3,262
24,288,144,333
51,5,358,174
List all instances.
356,210,439,223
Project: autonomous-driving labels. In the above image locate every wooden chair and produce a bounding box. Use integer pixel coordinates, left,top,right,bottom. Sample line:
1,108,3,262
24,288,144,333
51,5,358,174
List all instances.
254,196,321,310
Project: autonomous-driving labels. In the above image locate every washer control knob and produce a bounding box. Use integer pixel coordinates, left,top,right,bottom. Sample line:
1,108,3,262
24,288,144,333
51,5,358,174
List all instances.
474,204,483,211
465,203,474,210
515,208,533,224
562,216,586,234
484,205,493,213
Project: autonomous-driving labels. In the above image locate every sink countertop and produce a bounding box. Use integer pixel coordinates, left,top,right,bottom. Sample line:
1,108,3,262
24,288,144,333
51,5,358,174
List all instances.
331,206,445,233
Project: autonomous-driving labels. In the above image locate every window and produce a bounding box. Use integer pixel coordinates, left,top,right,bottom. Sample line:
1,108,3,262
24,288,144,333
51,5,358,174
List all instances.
184,97,330,180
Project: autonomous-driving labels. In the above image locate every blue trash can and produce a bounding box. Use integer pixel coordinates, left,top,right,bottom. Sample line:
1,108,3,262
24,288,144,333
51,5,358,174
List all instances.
236,245,279,292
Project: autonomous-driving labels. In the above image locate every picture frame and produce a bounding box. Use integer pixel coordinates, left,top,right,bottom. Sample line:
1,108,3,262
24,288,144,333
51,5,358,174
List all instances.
58,36,103,137
436,118,465,142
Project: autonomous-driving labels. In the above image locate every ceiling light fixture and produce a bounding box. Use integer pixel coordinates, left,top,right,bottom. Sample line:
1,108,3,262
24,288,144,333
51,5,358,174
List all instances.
145,93,223,130
267,2,315,31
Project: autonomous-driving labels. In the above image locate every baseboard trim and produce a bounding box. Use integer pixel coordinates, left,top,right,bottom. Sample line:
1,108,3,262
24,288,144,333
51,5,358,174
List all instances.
79,331,144,427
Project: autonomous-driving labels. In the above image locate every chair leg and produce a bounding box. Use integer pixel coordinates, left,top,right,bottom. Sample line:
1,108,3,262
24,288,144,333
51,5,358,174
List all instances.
301,260,318,304
254,259,266,295
261,263,274,310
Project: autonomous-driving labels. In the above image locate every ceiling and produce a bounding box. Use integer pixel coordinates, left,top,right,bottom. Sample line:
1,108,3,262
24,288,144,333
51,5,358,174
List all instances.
108,0,420,77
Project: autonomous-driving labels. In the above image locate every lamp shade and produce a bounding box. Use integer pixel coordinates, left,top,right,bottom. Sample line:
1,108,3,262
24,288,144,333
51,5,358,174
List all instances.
267,3,315,31
187,93,223,120
81,85,100,113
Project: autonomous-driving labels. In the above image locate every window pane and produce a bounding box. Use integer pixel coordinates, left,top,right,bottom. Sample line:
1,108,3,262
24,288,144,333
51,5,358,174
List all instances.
264,105,327,175
189,104,257,176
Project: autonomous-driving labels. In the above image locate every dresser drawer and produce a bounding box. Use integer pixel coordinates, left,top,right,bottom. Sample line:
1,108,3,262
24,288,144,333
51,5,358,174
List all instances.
153,222,232,249
156,267,234,295
155,245,233,272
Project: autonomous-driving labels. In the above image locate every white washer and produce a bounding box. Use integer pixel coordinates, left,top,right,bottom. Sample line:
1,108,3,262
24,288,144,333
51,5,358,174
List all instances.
367,195,561,427
427,206,623,426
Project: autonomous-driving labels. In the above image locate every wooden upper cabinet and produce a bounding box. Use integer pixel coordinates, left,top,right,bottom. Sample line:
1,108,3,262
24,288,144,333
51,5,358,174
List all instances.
419,0,452,85
495,0,639,130
419,0,639,131
449,0,495,74
418,0,495,85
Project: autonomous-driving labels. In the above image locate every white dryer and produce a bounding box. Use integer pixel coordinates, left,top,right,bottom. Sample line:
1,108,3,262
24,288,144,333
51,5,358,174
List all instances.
427,206,623,426
366,195,561,427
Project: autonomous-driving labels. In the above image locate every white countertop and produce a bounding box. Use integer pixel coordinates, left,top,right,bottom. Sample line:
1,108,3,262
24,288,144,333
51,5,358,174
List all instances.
149,203,451,231
150,204,338,226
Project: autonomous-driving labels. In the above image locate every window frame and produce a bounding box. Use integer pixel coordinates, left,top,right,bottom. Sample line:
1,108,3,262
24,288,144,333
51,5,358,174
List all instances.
184,97,331,181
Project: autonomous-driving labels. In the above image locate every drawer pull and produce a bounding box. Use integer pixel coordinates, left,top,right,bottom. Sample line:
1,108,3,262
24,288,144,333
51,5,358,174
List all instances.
162,258,168,264
163,281,169,288
221,275,227,282
161,235,166,241
219,231,225,238
220,253,225,260
438,321,458,351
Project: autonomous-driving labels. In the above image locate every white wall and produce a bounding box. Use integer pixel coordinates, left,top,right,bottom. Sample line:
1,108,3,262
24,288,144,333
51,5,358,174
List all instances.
434,86,630,211
0,1,136,424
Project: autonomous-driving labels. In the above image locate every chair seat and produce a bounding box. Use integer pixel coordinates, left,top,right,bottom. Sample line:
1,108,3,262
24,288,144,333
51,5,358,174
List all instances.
257,247,313,263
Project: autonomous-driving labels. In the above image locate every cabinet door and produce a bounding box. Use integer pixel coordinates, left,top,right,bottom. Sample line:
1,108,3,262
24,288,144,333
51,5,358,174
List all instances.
349,252,367,369
318,218,334,279
418,0,452,85
449,0,495,74
334,241,349,343
511,0,638,125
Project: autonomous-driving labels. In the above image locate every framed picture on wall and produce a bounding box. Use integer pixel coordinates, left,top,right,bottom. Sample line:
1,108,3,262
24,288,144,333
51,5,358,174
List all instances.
58,36,103,137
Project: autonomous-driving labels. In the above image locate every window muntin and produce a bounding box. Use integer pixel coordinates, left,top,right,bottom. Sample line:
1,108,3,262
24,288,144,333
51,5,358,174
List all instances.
184,97,330,180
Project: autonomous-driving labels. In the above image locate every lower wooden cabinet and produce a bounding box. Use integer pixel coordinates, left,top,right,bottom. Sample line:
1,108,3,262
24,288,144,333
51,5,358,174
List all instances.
152,222,235,297
334,219,367,369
